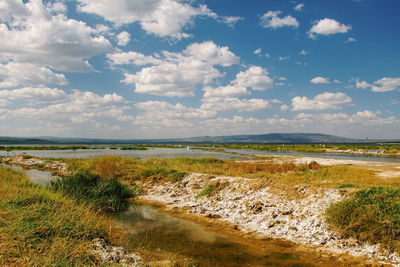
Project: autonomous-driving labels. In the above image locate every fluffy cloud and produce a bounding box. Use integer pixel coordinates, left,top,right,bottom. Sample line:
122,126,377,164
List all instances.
136,101,215,119
0,87,67,104
203,85,248,98
0,62,68,88
77,0,236,39
294,3,304,11
201,97,270,112
356,77,400,92
116,31,131,46
121,41,240,97
202,66,273,98
292,92,352,111
134,100,215,129
260,11,299,29
0,0,112,72
221,16,242,27
234,66,274,91
1,89,129,124
308,18,351,39
310,76,330,84
107,51,162,66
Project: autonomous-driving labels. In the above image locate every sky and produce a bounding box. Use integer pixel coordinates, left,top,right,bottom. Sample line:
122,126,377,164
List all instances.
0,0,399,139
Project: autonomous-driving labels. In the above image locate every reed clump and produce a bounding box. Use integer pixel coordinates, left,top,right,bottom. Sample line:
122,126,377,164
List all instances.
50,172,134,212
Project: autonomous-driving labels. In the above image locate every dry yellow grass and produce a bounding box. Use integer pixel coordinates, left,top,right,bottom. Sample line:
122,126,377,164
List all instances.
63,156,400,188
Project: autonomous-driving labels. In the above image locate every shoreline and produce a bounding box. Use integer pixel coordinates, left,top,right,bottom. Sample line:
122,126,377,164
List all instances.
136,173,400,266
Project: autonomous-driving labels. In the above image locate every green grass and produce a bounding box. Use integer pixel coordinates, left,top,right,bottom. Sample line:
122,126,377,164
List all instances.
50,172,134,212
326,187,400,252
337,183,356,188
196,184,216,199
137,167,187,183
0,166,110,266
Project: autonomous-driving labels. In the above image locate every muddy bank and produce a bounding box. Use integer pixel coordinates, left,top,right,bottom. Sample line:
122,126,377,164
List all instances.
136,173,400,266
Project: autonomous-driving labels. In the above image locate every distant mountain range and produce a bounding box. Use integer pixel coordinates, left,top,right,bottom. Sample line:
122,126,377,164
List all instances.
0,133,388,145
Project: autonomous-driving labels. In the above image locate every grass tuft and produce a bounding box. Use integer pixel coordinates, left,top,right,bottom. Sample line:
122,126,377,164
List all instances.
337,183,356,188
326,187,400,252
196,184,216,199
50,172,133,212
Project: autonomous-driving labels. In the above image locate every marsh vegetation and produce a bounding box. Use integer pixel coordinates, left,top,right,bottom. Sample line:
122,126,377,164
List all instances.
0,166,109,266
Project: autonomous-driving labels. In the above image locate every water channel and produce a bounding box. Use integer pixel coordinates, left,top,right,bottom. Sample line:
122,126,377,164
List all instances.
1,163,331,266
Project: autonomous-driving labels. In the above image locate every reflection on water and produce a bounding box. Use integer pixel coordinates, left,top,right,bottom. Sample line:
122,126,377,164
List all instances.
114,204,315,267
0,147,249,160
0,163,59,185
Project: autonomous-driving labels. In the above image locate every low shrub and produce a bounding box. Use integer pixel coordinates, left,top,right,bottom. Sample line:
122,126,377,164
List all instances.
50,172,133,212
326,187,400,251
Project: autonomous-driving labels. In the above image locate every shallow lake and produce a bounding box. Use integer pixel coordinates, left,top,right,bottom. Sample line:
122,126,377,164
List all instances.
0,147,250,160
1,146,399,163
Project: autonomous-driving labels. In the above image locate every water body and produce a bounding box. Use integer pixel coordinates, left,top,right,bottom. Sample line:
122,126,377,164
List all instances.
1,147,399,163
225,149,400,163
0,147,250,160
0,163,59,185
113,204,318,267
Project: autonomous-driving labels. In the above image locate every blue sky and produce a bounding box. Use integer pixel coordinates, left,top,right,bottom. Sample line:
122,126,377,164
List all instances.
0,0,399,139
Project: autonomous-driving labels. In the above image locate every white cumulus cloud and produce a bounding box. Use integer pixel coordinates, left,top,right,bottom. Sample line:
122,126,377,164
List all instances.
0,0,112,72
260,11,299,29
116,31,131,46
0,62,68,88
121,41,240,97
308,18,351,39
201,97,270,112
310,76,330,84
292,92,352,111
0,87,67,104
203,66,273,98
107,52,162,66
77,0,237,39
355,77,400,92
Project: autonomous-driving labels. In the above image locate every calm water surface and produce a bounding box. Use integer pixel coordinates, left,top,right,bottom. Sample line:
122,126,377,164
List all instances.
1,147,398,163
0,147,250,160
113,204,317,267
0,163,59,185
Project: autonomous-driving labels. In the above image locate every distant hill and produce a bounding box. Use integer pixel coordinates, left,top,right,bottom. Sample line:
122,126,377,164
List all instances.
0,133,361,145
170,133,356,143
